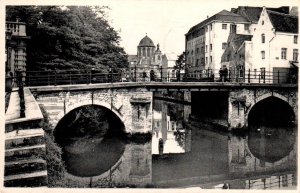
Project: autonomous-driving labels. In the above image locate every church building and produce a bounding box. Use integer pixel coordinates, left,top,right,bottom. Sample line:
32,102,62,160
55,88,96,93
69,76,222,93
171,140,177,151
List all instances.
128,35,165,81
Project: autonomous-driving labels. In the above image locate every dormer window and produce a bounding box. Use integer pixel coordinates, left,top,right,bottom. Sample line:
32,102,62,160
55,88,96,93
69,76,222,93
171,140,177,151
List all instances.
262,20,264,25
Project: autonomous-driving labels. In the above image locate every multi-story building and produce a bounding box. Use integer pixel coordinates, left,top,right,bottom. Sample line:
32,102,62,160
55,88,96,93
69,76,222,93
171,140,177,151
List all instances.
128,35,163,81
186,6,298,82
5,20,29,75
221,6,298,83
185,10,251,78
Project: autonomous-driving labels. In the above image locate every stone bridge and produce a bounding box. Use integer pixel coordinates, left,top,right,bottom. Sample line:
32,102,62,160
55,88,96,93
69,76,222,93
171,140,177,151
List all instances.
30,82,297,132
5,82,297,187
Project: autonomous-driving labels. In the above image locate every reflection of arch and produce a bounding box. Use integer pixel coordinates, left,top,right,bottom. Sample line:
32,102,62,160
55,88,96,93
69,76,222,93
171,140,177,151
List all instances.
229,135,296,173
54,100,124,131
246,93,295,127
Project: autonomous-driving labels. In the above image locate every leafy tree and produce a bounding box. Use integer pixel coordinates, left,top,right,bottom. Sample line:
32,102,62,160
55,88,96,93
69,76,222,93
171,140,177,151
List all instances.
6,6,128,72
174,51,185,71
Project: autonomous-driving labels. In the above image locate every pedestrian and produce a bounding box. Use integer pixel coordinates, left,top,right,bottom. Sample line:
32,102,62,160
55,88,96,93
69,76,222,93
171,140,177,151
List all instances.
219,68,224,82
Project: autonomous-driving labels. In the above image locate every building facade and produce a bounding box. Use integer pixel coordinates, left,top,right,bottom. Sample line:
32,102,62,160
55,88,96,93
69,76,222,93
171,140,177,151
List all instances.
128,35,164,82
221,6,298,83
185,10,251,79
186,6,298,82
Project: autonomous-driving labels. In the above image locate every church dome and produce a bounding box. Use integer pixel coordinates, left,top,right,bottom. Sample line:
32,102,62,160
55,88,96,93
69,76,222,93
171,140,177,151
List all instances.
138,35,155,47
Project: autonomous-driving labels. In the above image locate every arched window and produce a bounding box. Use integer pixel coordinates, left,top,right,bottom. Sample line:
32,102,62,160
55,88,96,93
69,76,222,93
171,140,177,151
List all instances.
147,47,150,57
142,48,146,57
261,34,265,43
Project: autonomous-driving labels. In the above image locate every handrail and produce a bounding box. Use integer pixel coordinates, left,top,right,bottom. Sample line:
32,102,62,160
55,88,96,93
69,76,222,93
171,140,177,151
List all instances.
6,67,298,87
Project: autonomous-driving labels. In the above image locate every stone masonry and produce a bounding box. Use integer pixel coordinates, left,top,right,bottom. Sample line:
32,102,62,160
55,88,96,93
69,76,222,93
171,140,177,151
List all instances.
33,87,153,134
228,88,297,129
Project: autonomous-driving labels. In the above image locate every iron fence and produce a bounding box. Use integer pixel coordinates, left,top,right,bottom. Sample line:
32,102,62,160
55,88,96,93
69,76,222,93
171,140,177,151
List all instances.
5,67,298,87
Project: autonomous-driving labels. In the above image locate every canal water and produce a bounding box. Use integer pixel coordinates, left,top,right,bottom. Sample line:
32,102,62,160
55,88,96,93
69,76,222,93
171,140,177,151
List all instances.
55,96,297,189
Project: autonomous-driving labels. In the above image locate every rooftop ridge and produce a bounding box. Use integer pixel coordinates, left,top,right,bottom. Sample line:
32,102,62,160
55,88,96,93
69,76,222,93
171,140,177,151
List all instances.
267,9,298,18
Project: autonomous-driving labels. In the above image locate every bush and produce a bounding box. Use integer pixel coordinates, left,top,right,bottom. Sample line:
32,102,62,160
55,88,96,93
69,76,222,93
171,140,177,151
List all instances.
40,105,67,187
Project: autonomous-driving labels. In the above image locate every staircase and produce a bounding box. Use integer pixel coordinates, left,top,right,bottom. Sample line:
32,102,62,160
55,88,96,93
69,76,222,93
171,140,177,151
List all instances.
4,88,48,187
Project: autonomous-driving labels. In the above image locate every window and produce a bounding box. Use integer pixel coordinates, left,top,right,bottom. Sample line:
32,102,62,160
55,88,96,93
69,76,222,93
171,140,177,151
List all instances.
293,49,298,61
205,45,207,53
261,50,265,59
210,24,212,30
142,48,145,57
157,55,161,60
294,35,298,44
205,57,208,64
260,68,265,80
196,59,199,66
230,24,236,33
261,20,264,25
222,24,227,30
261,34,265,43
210,56,212,64
244,24,250,30
222,42,227,49
191,50,194,55
281,48,287,59
196,48,199,54
239,65,244,78
147,47,150,57
210,44,212,51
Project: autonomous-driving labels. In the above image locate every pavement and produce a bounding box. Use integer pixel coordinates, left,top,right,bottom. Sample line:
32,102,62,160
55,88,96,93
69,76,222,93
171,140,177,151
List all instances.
5,87,43,124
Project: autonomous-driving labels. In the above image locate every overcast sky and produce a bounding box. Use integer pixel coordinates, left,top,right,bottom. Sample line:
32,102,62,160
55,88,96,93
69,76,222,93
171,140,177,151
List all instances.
1,0,298,56
103,0,298,56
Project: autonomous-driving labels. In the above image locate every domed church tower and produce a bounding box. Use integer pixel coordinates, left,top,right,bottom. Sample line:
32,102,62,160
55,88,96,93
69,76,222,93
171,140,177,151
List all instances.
137,34,155,66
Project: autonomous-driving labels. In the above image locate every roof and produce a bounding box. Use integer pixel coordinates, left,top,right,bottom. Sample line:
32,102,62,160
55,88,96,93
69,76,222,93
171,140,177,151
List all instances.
221,34,252,62
187,10,249,34
267,10,298,33
138,35,155,47
231,6,290,23
231,34,253,51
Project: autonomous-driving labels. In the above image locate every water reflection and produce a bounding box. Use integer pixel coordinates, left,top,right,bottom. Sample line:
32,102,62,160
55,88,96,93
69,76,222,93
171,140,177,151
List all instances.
152,98,297,189
54,97,297,188
152,100,191,155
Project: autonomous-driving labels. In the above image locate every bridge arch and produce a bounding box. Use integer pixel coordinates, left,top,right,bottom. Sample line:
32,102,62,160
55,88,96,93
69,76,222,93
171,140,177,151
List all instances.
247,93,295,128
53,100,125,131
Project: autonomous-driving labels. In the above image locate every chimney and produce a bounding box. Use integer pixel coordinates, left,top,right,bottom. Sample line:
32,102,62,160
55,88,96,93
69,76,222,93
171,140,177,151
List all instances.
290,6,298,17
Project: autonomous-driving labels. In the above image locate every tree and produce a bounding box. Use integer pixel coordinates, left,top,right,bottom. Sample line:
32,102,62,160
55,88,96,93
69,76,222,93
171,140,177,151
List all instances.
174,51,185,71
6,6,128,72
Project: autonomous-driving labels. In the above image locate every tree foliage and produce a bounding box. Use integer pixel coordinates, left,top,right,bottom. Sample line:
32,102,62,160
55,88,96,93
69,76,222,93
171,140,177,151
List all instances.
6,6,128,72
174,51,185,71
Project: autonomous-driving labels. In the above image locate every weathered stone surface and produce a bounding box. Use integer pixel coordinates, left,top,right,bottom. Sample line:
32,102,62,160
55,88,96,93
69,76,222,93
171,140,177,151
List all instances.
35,88,153,134
228,88,297,129
4,171,48,187
5,159,47,176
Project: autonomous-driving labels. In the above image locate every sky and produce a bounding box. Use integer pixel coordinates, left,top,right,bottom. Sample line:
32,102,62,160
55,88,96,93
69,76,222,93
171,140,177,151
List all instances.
101,0,299,56
0,0,298,56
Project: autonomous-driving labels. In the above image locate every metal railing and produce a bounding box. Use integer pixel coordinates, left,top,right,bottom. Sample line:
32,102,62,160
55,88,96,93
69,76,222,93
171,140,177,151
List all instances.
5,67,298,87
